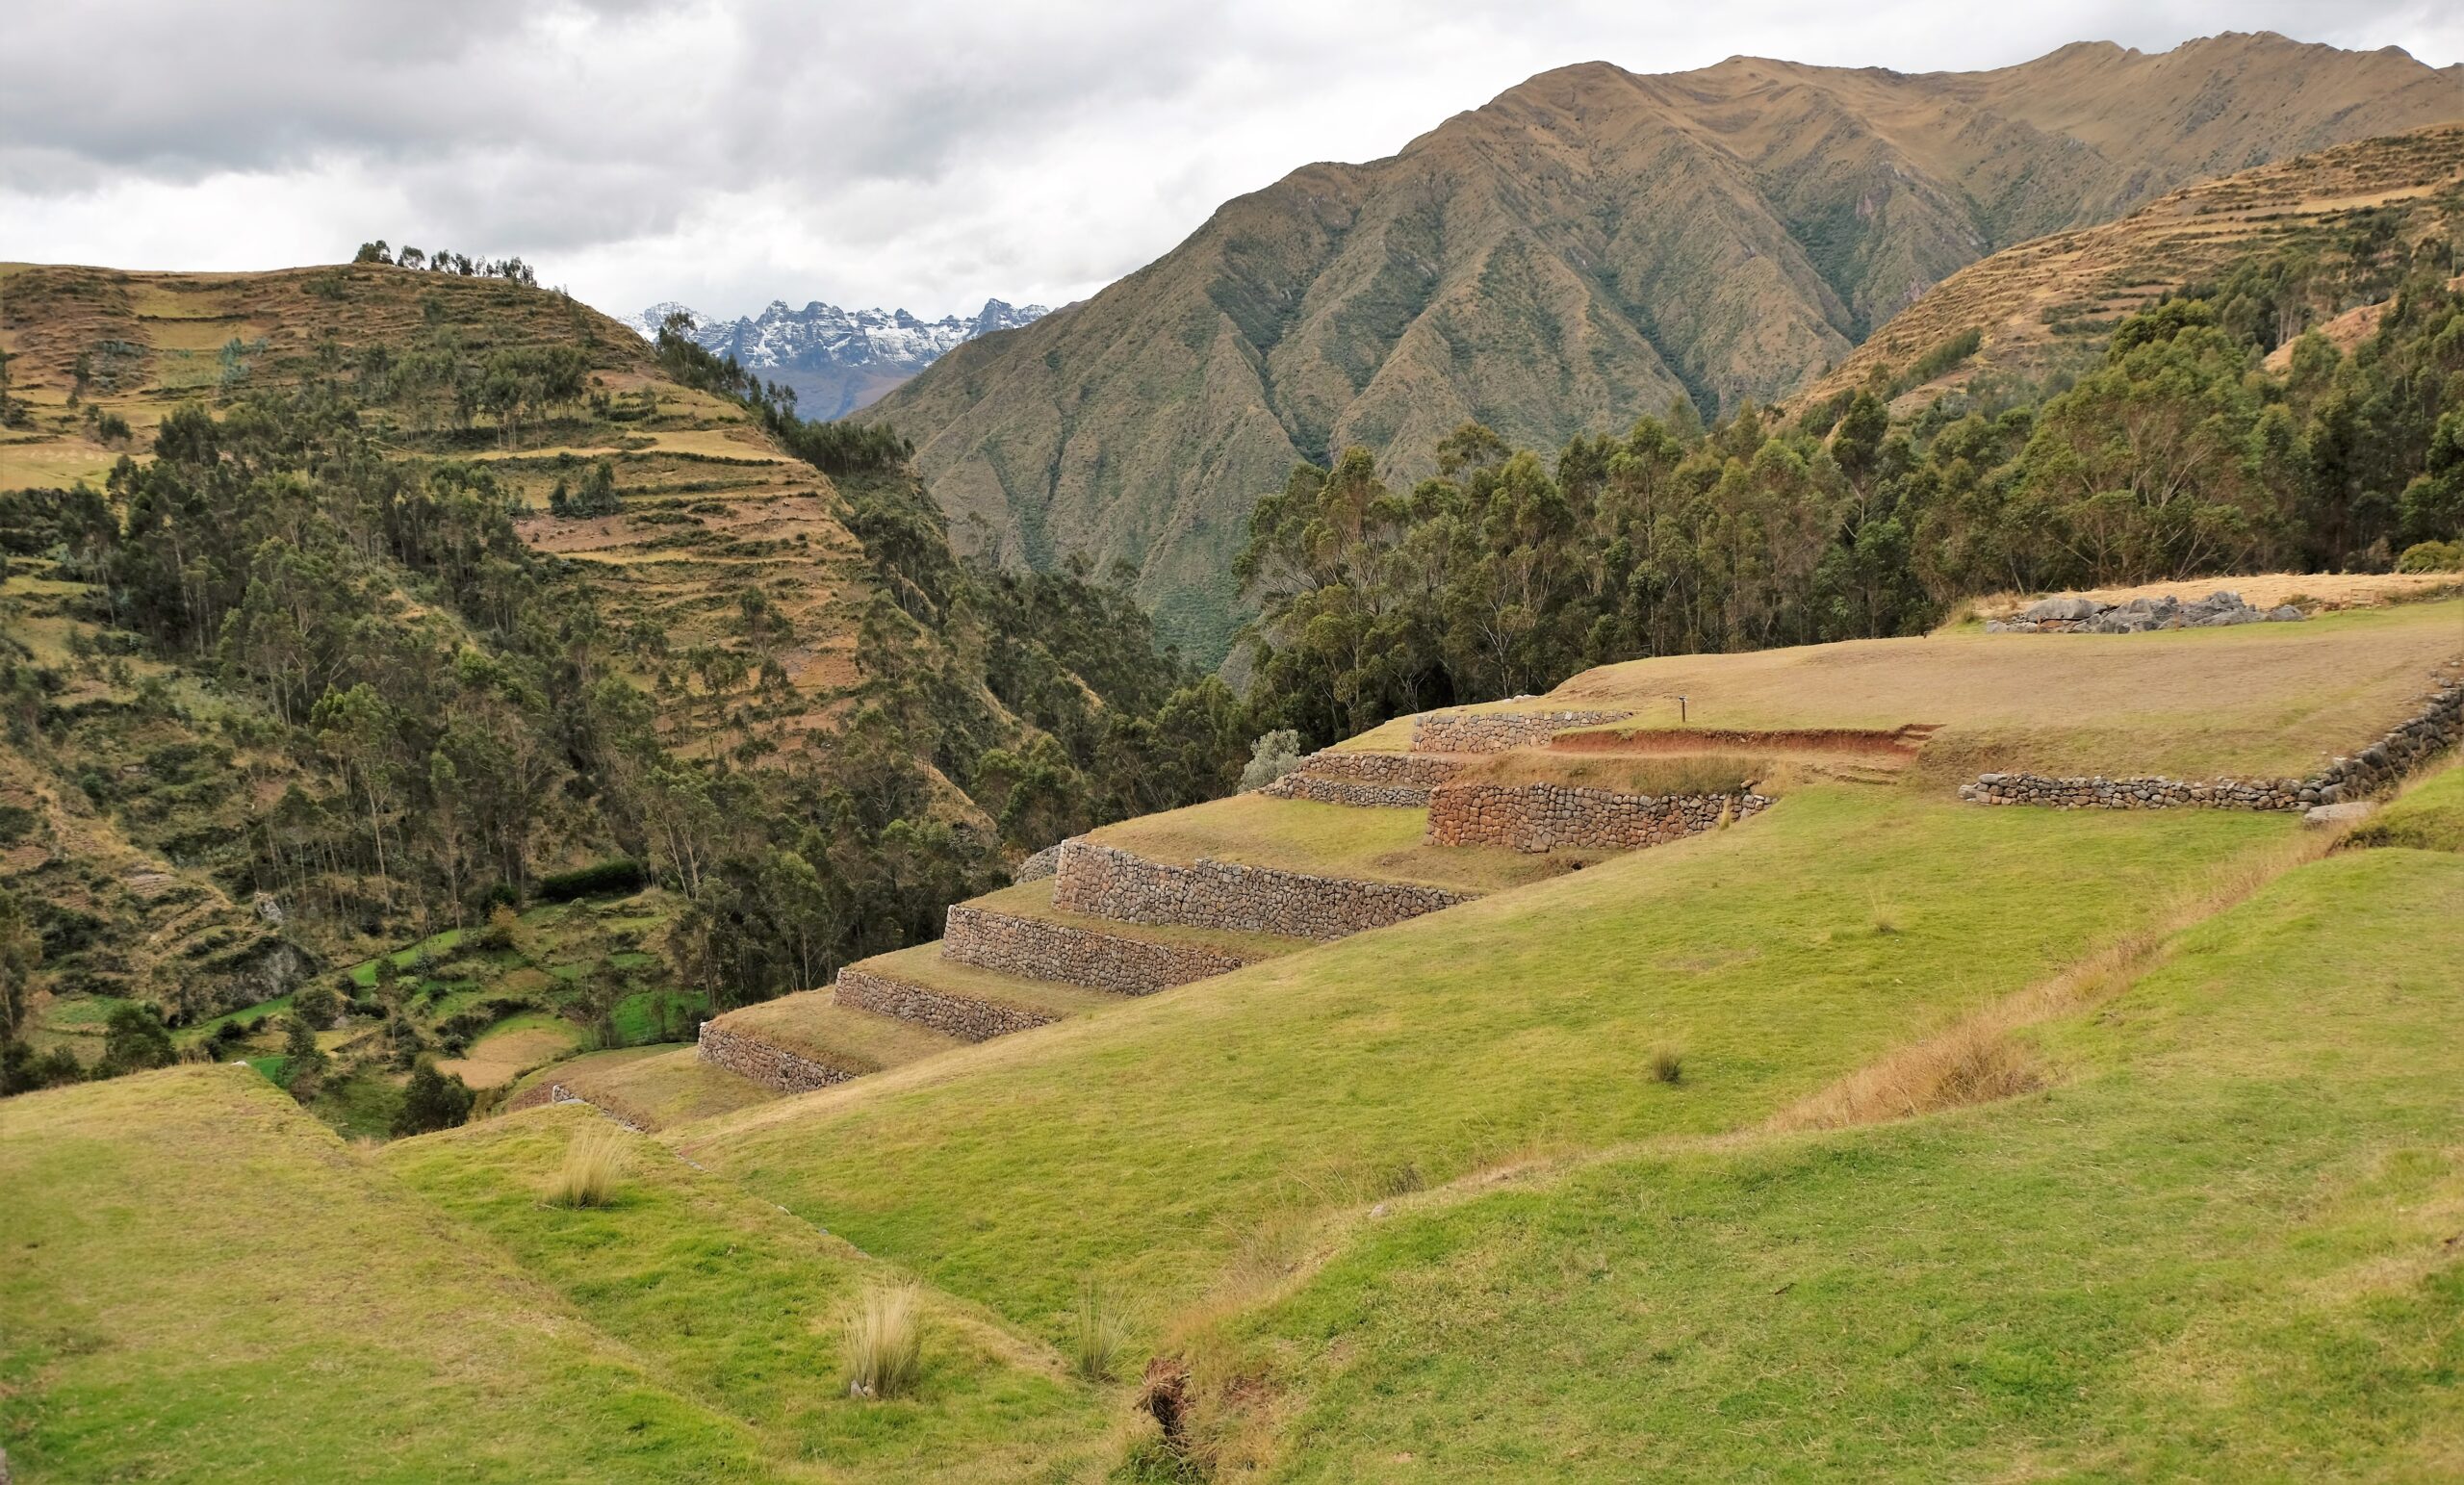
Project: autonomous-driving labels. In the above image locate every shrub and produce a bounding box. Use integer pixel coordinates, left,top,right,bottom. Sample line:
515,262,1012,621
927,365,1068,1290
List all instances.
2396,539,2463,574
98,1003,175,1075
543,1123,627,1208
1649,1046,1684,1085
393,1058,475,1137
840,1280,924,1399
1237,730,1302,792
467,904,521,953
1071,1278,1127,1382
535,858,648,904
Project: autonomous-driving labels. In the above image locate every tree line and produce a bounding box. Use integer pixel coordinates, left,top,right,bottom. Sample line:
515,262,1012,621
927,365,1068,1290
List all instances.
1237,270,2464,746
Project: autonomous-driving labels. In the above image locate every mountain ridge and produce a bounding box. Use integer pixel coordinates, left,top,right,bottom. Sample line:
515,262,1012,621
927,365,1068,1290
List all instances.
628,295,1050,419
868,31,2464,662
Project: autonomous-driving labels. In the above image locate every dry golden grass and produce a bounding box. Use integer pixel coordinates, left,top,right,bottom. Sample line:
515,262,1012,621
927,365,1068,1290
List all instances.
841,1280,925,1399
1966,571,2462,621
542,1122,628,1208
437,1023,578,1090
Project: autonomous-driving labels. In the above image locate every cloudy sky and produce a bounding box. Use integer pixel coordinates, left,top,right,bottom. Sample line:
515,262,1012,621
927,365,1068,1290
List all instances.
4,1,2457,324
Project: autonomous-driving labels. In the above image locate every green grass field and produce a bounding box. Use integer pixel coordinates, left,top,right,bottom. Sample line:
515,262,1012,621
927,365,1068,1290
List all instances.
680,789,2299,1353
0,1068,773,1481
1224,846,2464,1479
384,1105,1113,1481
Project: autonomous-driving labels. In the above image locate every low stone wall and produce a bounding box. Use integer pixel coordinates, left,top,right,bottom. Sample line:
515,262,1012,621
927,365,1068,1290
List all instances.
1409,709,1633,753
1961,680,2460,811
1426,783,1772,852
943,904,1255,994
1291,750,1465,786
1052,839,1468,941
696,1019,860,1093
1011,843,1063,883
833,963,1059,1042
1261,773,1431,807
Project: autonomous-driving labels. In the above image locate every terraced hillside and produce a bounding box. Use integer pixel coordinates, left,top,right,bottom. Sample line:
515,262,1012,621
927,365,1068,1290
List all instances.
1798,124,2464,414
6,598,2457,1479
872,34,2464,660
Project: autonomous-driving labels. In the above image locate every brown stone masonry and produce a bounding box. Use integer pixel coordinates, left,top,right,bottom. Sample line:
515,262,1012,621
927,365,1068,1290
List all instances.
1260,773,1431,807
1426,783,1772,853
1052,839,1468,941
833,964,1061,1042
1409,709,1633,752
942,904,1259,994
696,1019,860,1093
1960,680,2461,811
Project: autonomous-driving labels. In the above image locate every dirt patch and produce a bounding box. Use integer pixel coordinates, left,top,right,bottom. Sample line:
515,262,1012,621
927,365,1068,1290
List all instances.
1548,724,1939,759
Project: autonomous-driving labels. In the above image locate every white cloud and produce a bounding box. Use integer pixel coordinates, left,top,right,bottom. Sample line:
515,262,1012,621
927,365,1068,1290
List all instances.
2,0,2456,321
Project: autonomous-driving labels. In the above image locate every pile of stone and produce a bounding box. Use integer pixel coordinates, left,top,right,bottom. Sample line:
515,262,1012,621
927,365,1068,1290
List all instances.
1987,591,2302,633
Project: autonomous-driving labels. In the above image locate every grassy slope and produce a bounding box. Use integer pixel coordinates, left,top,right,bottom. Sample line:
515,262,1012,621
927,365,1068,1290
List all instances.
2348,756,2464,854
384,1105,1111,1482
1083,792,1602,892
1244,846,2464,1480
680,789,2296,1346
0,1067,770,1482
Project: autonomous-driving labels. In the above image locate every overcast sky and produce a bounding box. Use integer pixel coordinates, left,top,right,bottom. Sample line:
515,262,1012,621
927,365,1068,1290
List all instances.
3,1,2457,324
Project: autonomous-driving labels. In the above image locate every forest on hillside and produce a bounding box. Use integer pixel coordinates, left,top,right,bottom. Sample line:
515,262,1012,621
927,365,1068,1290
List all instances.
1234,264,2464,746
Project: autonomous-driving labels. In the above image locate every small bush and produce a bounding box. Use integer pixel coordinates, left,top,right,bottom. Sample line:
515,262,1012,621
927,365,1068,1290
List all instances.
2396,539,2463,574
1649,1046,1683,1085
543,1123,628,1209
841,1281,924,1399
1237,730,1303,792
1071,1278,1127,1382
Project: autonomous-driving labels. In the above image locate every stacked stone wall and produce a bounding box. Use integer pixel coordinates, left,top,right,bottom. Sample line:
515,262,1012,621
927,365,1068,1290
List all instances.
1409,709,1632,753
833,964,1059,1042
696,1020,860,1093
1261,774,1431,807
1011,842,1064,883
1961,680,2459,811
942,905,1254,993
1052,840,1467,941
1426,783,1772,852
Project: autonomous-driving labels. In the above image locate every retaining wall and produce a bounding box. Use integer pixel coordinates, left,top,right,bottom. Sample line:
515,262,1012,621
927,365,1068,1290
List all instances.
1052,839,1468,941
1961,681,2461,811
1261,773,1431,807
696,1019,860,1093
1426,783,1772,852
942,904,1256,994
1409,709,1632,753
832,963,1059,1042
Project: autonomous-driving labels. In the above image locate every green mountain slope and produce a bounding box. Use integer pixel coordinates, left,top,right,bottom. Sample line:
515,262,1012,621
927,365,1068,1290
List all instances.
871,33,2464,660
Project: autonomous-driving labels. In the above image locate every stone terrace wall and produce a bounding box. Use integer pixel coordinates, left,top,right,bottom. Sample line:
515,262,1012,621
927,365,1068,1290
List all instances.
1052,839,1468,941
1427,783,1772,853
696,1019,859,1093
1261,774,1430,807
1259,749,1465,807
1961,680,2461,811
1410,709,1632,753
943,904,1256,994
833,964,1057,1042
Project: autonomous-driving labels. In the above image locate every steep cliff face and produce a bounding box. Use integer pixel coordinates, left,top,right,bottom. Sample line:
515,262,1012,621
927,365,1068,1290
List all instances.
870,33,2464,663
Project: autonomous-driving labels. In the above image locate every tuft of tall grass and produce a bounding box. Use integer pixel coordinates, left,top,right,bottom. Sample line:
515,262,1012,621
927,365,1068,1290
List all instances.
1072,1278,1128,1382
1649,1046,1684,1085
542,1123,627,1208
841,1280,923,1399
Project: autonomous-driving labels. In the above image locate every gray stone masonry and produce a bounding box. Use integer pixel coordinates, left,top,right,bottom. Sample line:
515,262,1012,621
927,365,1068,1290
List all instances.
834,963,1059,1042
942,903,1261,994
1961,680,2460,810
1409,709,1634,752
1052,838,1468,941
1427,783,1773,852
696,1019,860,1093
1987,589,2303,633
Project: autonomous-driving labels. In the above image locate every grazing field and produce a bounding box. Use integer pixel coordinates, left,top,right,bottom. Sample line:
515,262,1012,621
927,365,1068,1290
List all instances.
679,789,2297,1348
1225,846,2464,1479
0,1068,771,1482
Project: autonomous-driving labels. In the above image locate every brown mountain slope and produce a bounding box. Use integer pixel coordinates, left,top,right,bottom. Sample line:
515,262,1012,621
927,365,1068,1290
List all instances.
872,33,2464,662
1797,125,2464,414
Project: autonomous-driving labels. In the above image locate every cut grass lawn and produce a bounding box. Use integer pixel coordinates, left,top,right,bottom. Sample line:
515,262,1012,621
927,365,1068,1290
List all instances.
1084,791,1604,893
1230,846,2464,1480
0,1067,772,1481
680,788,2298,1351
385,1105,1113,1480
1340,600,2462,781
